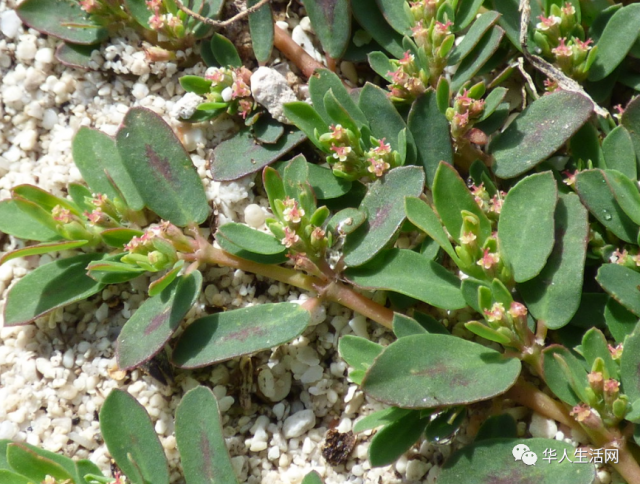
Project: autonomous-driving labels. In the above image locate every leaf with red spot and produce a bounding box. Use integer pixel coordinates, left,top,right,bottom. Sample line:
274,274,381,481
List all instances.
171,302,310,369
175,386,239,484
343,166,425,267
116,107,209,226
100,389,170,484
362,334,521,408
116,271,202,370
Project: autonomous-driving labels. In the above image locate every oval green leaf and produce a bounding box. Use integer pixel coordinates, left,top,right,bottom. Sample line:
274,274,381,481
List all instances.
345,249,466,310
362,334,521,408
117,271,202,370
589,4,640,82
3,253,105,326
620,330,640,403
519,193,588,329
172,303,310,369
16,0,108,45
597,263,640,317
0,199,61,242
603,126,637,180
343,166,424,267
439,438,595,484
498,172,557,283
175,387,239,484
491,91,594,178
217,223,286,256
605,298,638,343
100,389,169,484
451,26,504,91
6,444,74,483
301,0,351,59
248,0,274,63
116,107,209,225
369,410,427,467
0,240,88,265
352,0,404,58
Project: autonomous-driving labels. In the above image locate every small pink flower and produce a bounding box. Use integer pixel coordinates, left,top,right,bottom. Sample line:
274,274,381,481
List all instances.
388,68,408,85
460,231,476,245
477,248,500,270
372,138,391,155
79,0,99,13
434,20,453,34
454,111,469,128
588,371,604,390
205,68,225,82
398,51,415,66
281,227,300,248
231,79,250,99
149,13,165,30
411,21,428,40
610,248,629,265
167,14,182,28
329,124,347,140
570,403,592,422
125,236,143,252
311,227,326,240
552,38,572,57
84,209,105,225
237,99,252,119
145,0,161,12
52,205,72,224
608,343,623,359
561,2,575,16
367,158,390,177
330,145,352,162
483,302,505,323
562,170,576,186
508,302,527,318
490,194,504,214
604,379,620,396
282,198,305,224
574,38,593,51
537,14,560,30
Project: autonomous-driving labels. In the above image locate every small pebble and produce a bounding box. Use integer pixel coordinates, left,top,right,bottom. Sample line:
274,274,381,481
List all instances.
283,409,316,438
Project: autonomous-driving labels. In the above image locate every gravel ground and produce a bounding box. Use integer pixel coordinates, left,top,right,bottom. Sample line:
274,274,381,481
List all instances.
0,1,618,483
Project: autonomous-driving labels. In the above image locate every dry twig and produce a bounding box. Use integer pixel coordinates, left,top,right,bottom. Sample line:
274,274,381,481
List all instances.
176,0,271,28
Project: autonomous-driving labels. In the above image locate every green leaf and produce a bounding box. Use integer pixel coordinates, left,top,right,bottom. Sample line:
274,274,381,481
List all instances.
490,0,541,51
346,249,466,310
604,169,640,225
307,164,351,199
4,253,105,326
76,460,104,484
621,330,640,403
475,414,517,441
248,0,274,63
172,303,310,368
479,87,508,122
425,407,466,442
100,228,143,248
0,470,32,484
210,33,242,67
359,83,415,164
73,125,145,212
217,223,286,256
148,262,184,297
414,311,450,334
327,208,366,235
123,0,151,28
369,411,427,467
179,75,213,95
404,197,457,263
408,91,454,188
352,0,404,58
87,257,146,285
215,236,288,265
16,0,108,44
362,334,521,408
100,389,169,484
451,26,504,92
582,328,617,378
605,298,638,343
116,107,209,225
12,185,78,214
116,272,202,370
301,0,351,59
393,313,427,338
367,51,394,82
301,471,324,484
309,69,367,128
621,95,640,164
603,126,637,180
211,127,307,180
439,438,595,484
343,166,424,267
597,264,640,317
449,11,501,65
498,172,558,283
3,441,82,481
338,335,383,384
0,240,88,265
353,407,412,433
570,122,605,168
253,115,284,144
432,162,491,244
55,42,98,70
588,4,640,82
491,91,594,178
6,444,74,483
519,193,588,330
542,345,588,406
0,199,60,241
176,387,239,484
374,0,412,35
575,169,638,243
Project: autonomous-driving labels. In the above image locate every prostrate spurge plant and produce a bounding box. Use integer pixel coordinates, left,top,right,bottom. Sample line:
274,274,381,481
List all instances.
3,0,640,482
